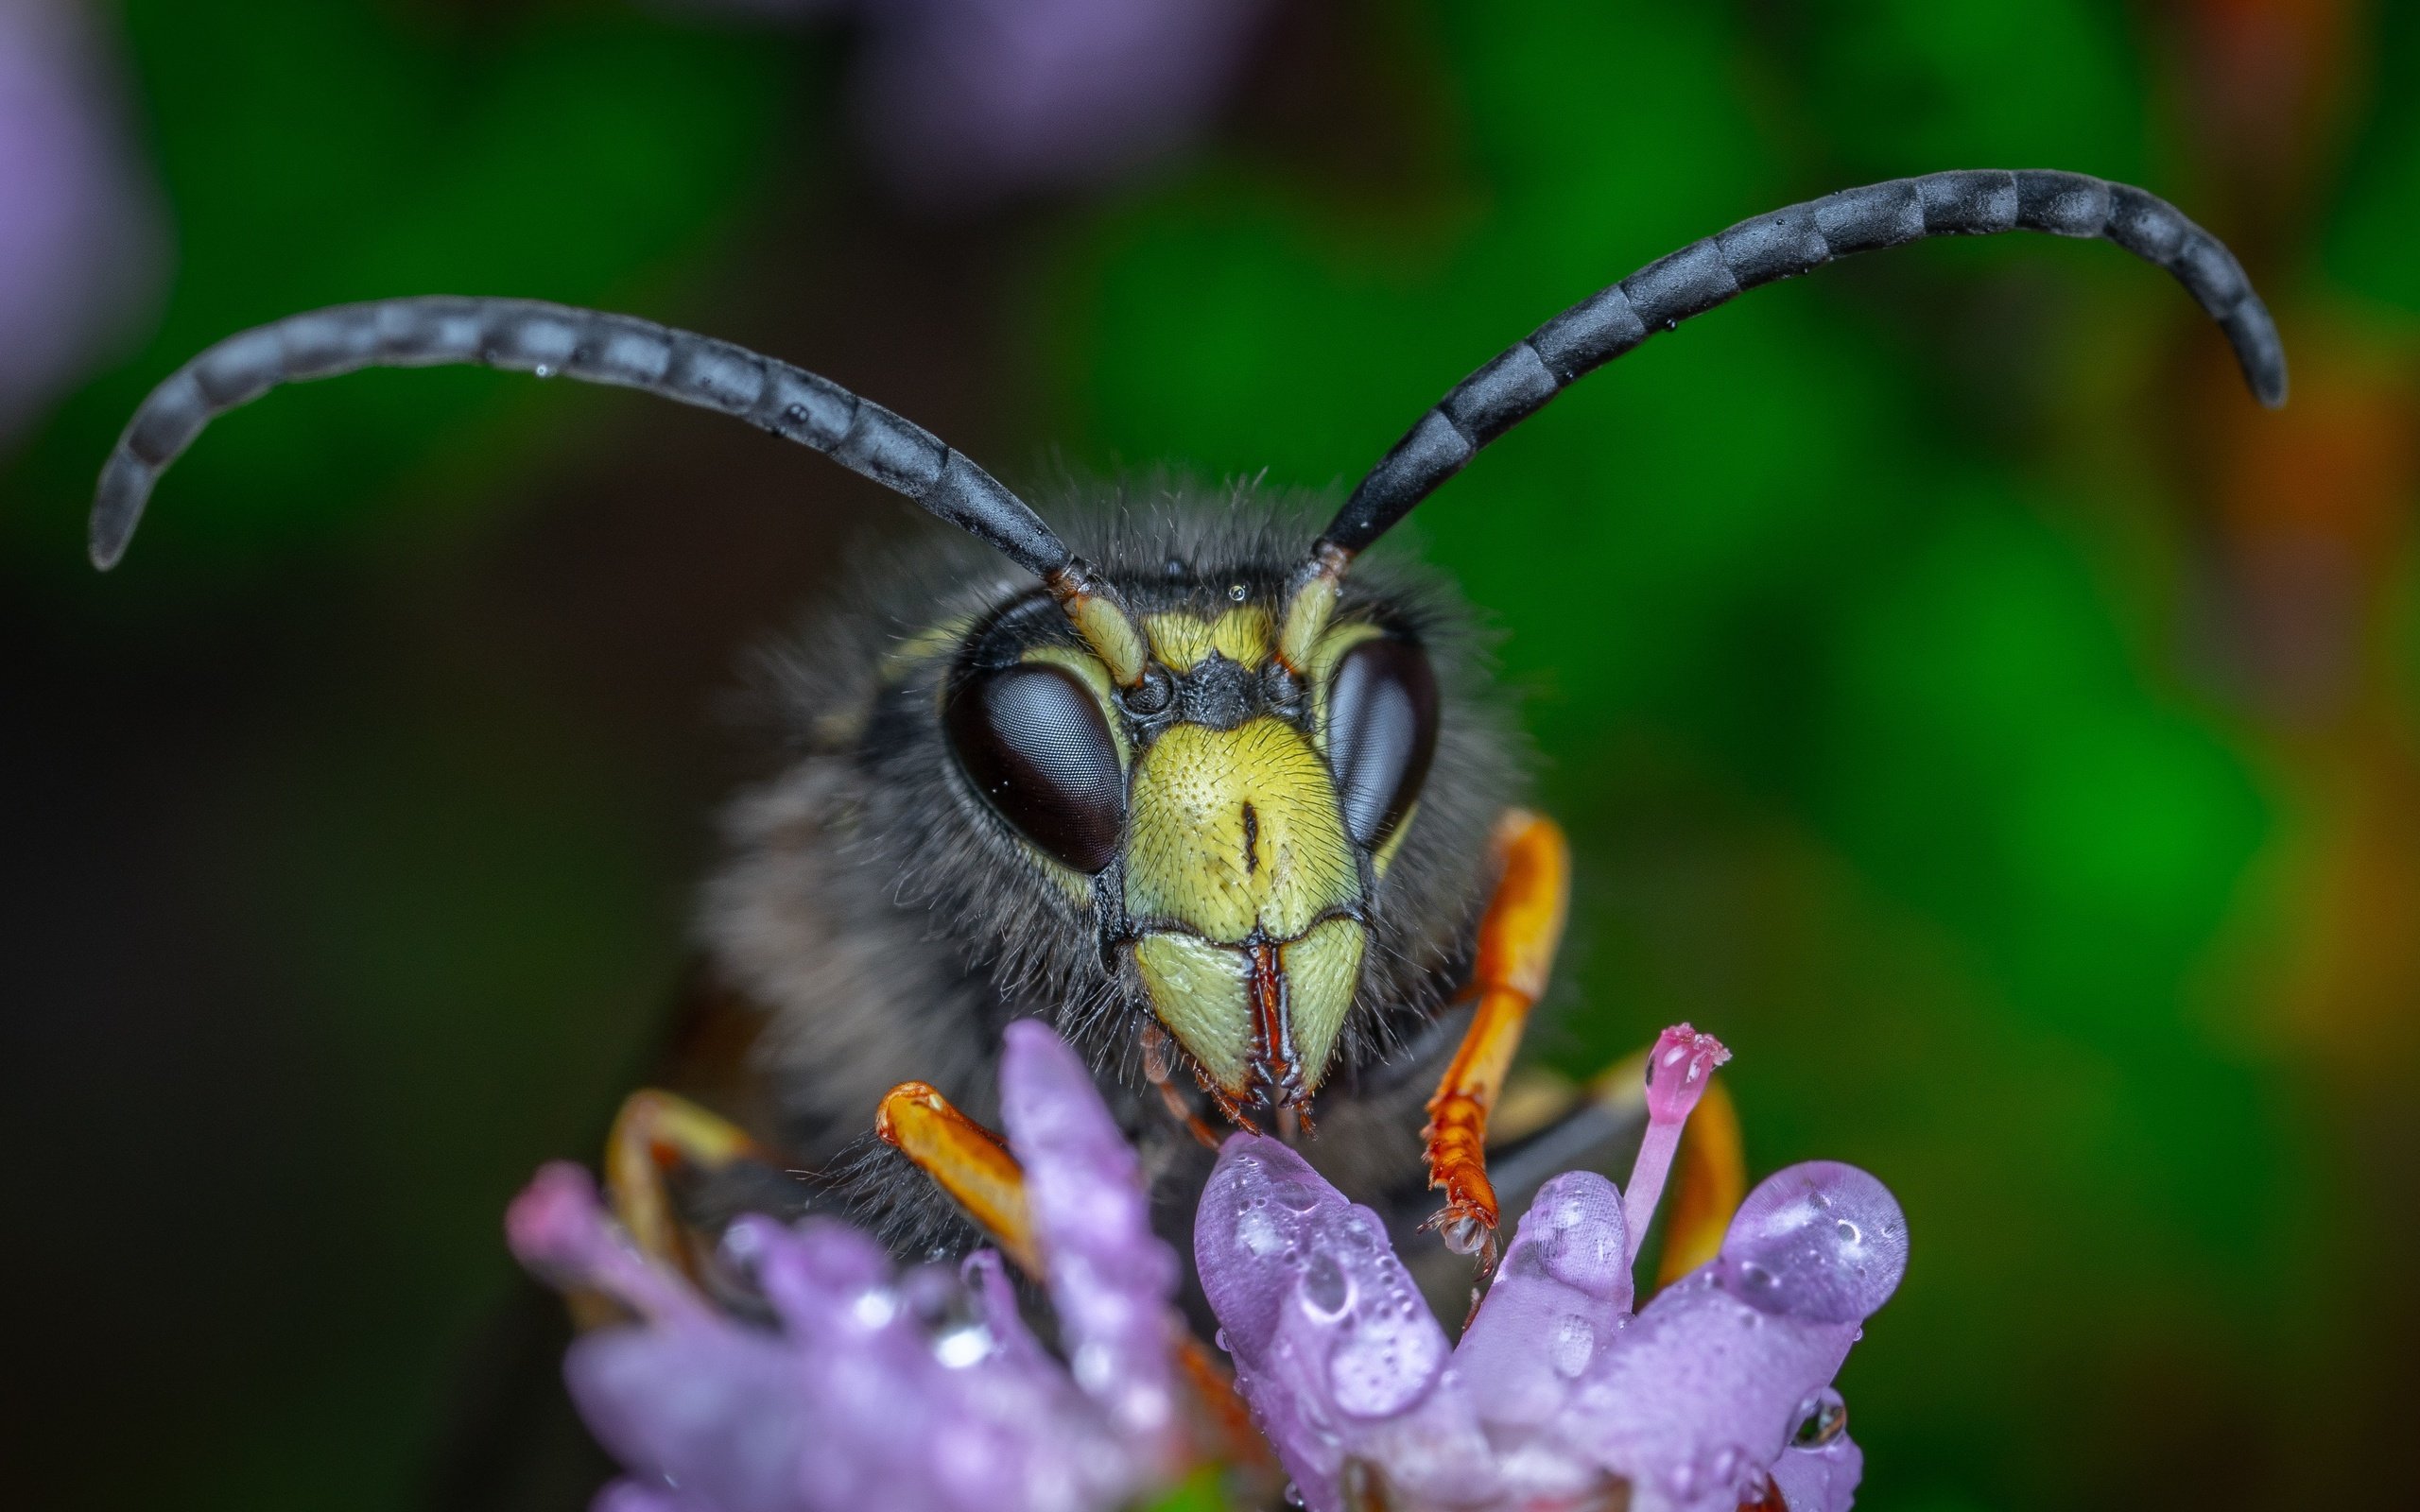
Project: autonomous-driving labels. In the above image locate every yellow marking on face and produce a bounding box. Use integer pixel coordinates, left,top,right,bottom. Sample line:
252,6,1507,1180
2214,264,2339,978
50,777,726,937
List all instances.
1132,933,1253,1092
1144,606,1276,673
1070,594,1150,686
1209,605,1274,666
1281,918,1364,1093
884,617,976,682
1371,799,1417,879
1305,621,1383,745
1278,567,1341,673
1124,716,1358,942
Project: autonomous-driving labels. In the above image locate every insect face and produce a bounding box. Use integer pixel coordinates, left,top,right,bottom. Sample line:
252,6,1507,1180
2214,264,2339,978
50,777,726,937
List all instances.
941,570,1442,1121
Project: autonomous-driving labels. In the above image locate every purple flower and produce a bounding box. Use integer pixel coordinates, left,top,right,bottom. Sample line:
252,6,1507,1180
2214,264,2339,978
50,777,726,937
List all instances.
507,1021,1185,1512
510,1022,1908,1512
1194,1026,1907,1512
0,0,163,440
675,0,1270,206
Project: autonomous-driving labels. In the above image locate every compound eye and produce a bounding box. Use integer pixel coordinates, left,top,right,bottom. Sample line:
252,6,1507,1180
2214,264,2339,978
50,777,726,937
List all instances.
945,663,1126,873
1324,638,1440,849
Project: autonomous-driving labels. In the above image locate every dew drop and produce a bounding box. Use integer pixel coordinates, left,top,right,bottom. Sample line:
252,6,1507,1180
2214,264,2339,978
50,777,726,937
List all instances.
850,1288,898,1330
1301,1251,1353,1320
1274,1182,1321,1212
1789,1387,1848,1448
1236,1208,1285,1258
531,363,555,379
1836,1219,1862,1244
1229,582,1249,602
932,1323,992,1368
1549,1314,1595,1378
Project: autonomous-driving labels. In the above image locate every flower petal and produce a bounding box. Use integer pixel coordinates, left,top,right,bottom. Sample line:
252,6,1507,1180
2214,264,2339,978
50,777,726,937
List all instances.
1547,1163,1903,1510
1195,1135,1490,1510
1454,1171,1631,1433
999,1020,1182,1450
1716,1161,1907,1326
567,1325,807,1512
1768,1433,1862,1512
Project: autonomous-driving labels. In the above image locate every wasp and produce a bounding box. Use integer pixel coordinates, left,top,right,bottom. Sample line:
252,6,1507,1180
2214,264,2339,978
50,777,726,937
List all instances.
91,171,2283,1297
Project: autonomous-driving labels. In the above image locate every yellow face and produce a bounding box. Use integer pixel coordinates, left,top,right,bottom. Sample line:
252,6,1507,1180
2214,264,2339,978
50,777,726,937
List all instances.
942,596,1438,1119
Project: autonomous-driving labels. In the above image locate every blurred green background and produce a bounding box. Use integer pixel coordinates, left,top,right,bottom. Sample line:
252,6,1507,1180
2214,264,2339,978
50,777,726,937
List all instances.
7,1,2417,1508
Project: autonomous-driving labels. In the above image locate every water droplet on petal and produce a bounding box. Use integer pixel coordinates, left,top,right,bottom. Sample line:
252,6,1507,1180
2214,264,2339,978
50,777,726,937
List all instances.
1301,1250,1354,1320
850,1288,898,1330
1237,1207,1285,1258
1789,1386,1848,1448
932,1322,992,1368
1550,1314,1595,1378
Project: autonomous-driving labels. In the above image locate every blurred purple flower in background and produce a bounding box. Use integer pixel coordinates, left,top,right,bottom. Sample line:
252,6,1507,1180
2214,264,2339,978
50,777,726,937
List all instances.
512,1023,1907,1512
677,0,1271,206
0,0,162,441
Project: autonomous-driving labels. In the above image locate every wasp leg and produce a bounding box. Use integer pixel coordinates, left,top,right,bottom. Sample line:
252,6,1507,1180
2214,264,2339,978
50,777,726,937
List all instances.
873,1081,1042,1274
603,1088,767,1274
1141,1022,1226,1151
1420,809,1570,1269
875,1079,1270,1470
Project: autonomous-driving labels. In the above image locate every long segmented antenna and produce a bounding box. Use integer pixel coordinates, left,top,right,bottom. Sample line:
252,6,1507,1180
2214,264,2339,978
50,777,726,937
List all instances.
1278,170,2289,659
89,297,1151,683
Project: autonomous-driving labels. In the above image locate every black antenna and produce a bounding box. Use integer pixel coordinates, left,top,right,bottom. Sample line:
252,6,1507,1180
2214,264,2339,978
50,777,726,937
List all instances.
1324,170,2288,557
88,297,1071,576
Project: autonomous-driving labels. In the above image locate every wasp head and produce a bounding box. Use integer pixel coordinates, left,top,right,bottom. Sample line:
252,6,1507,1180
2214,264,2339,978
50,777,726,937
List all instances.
925,510,1495,1126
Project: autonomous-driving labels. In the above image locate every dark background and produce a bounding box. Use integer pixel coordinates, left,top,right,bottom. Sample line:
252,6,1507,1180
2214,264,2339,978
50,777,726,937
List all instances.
6,1,2417,1508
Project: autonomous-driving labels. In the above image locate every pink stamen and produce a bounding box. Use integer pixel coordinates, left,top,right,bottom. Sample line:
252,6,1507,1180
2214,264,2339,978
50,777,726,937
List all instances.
1621,1024,1732,1271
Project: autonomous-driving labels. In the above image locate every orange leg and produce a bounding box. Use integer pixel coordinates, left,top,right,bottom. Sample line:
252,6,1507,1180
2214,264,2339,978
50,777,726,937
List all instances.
877,1079,1263,1469
604,1088,767,1273
1140,1022,1225,1151
874,1081,1043,1275
1421,809,1571,1265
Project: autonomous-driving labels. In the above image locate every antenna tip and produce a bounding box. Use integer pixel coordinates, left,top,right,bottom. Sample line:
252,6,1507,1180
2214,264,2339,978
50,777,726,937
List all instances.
89,452,147,571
